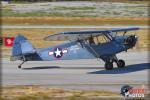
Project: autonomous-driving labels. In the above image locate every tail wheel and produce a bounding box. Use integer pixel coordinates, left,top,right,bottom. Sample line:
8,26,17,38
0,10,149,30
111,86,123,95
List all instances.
117,59,125,68
105,62,113,70
18,65,21,69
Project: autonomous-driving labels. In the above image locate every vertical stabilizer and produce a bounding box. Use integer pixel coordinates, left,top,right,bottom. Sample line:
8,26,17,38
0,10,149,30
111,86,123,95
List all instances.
11,35,36,61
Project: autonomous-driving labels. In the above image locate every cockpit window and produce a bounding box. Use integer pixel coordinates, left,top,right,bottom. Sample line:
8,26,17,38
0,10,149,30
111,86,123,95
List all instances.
86,34,110,45
97,34,110,44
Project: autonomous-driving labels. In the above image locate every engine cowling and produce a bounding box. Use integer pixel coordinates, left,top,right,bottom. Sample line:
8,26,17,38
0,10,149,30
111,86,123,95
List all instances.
125,35,138,46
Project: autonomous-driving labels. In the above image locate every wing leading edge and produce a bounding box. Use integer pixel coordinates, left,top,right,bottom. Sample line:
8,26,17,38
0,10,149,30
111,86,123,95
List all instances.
44,27,139,41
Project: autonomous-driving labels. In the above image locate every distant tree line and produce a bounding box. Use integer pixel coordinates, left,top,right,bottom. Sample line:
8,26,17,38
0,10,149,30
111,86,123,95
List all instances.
4,0,149,2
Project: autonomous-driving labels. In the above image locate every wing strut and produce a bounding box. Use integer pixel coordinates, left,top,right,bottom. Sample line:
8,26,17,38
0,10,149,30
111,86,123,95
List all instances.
84,41,100,60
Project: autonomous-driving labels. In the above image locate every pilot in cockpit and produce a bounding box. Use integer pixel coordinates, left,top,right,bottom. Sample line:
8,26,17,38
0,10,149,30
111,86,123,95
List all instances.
89,37,95,45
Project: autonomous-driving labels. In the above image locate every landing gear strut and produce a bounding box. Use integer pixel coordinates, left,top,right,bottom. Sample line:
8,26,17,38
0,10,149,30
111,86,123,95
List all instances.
18,61,26,69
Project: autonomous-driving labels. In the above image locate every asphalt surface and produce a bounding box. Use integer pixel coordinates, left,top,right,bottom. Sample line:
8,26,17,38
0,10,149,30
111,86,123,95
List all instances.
1,25,149,29
2,51,149,92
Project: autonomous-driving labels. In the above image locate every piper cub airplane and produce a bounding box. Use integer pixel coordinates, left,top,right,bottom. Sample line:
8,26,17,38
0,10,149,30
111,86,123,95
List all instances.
11,27,139,70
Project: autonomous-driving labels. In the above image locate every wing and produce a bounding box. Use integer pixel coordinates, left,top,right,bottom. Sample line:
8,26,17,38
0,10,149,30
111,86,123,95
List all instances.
44,27,139,41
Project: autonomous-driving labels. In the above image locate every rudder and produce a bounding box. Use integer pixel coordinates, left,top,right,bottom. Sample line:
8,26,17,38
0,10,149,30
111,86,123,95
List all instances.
11,35,36,61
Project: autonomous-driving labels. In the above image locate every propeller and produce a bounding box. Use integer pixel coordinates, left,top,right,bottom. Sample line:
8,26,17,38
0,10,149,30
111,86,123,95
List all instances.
135,35,142,51
125,35,137,46
132,32,141,51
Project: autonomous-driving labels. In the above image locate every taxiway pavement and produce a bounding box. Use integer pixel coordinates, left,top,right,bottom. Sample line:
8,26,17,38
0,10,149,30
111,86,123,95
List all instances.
1,51,149,92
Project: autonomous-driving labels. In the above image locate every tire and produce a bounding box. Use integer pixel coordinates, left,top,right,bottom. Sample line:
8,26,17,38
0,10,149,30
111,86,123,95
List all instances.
18,65,21,69
105,62,113,70
117,59,125,68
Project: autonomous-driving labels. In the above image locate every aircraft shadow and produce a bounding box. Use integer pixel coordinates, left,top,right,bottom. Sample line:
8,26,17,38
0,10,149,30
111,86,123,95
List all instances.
89,63,150,74
22,66,60,70
22,66,102,70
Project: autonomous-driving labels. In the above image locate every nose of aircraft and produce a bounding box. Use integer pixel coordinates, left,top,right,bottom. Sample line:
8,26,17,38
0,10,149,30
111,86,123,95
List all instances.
125,35,138,46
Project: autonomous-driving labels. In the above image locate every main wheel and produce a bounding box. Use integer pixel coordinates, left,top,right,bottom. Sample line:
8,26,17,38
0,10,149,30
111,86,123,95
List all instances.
105,62,113,70
18,65,21,69
117,59,125,68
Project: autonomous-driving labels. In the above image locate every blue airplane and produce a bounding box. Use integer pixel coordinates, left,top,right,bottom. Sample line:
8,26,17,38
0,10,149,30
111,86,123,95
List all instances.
11,27,139,70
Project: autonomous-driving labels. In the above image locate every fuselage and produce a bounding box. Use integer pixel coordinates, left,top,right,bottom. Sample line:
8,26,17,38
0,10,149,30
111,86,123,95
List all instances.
32,35,137,61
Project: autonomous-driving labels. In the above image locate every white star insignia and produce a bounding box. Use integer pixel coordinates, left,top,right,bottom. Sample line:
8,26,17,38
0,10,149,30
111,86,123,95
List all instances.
54,48,62,57
48,47,68,59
